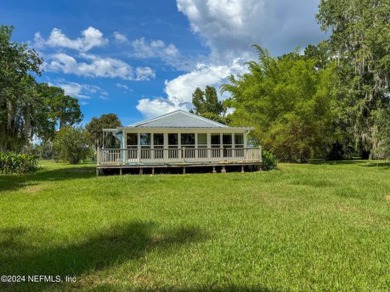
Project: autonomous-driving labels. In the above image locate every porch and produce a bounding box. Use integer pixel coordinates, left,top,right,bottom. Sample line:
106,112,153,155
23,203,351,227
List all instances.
96,147,262,175
97,110,261,175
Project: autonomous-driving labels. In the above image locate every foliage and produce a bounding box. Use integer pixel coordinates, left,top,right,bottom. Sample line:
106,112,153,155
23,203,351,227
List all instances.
190,86,226,123
0,161,389,290
85,113,122,150
372,108,390,159
37,83,83,131
222,46,337,162
261,150,278,170
0,26,83,151
0,151,38,174
317,0,390,157
0,25,43,151
53,126,89,164
33,141,54,160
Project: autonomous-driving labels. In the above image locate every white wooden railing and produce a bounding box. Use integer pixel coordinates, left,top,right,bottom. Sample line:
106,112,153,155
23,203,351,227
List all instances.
97,147,261,165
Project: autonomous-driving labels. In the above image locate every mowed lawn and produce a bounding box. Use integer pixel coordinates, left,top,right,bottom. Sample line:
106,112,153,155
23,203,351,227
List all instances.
0,161,389,291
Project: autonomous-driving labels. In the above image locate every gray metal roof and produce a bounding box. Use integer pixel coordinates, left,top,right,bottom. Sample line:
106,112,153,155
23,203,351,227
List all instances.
126,110,230,128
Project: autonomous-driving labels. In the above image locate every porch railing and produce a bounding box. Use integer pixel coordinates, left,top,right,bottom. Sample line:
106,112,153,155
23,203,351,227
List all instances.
97,147,261,165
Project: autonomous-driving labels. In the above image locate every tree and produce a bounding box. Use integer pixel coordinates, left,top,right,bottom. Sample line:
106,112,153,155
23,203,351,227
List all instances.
38,83,83,130
222,46,337,162
85,113,122,150
0,25,83,152
317,0,390,158
53,126,89,164
0,25,43,151
190,86,225,123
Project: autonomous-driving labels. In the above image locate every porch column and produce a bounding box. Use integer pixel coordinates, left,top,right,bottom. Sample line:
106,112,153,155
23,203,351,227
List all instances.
137,132,141,163
123,131,127,163
232,133,236,158
220,133,223,159
151,133,154,160
178,133,182,160
163,132,168,161
207,133,211,159
194,132,198,159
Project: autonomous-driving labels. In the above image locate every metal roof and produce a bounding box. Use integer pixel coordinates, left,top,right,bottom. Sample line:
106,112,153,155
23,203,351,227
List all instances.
124,110,230,128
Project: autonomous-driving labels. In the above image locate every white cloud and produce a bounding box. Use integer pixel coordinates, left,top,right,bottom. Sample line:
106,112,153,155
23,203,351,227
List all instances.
114,32,129,43
116,83,132,92
52,81,108,101
34,27,108,52
131,37,180,63
136,59,246,118
135,67,156,81
45,53,155,81
135,0,325,117
177,0,325,60
136,98,184,119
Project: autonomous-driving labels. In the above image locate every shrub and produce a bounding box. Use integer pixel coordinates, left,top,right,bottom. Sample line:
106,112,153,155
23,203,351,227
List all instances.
53,126,89,164
0,152,39,174
261,150,278,171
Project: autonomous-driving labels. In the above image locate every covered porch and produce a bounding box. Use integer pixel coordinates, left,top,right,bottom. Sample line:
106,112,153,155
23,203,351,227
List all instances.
96,110,262,175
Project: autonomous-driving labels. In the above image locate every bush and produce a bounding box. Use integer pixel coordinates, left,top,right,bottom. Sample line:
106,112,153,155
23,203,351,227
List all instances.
261,150,278,171
0,152,39,174
53,126,89,164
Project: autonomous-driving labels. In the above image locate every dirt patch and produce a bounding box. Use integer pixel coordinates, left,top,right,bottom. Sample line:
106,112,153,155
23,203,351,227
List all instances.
336,204,358,213
21,184,44,194
384,195,390,201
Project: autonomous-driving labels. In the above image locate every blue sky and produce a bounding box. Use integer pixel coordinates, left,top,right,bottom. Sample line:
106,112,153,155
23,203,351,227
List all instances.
1,0,326,126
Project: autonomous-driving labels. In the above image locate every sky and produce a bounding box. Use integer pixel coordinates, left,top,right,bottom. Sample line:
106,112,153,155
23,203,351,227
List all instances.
1,0,327,126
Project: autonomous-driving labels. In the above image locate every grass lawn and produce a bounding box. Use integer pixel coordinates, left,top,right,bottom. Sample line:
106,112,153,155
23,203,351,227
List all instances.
0,160,389,291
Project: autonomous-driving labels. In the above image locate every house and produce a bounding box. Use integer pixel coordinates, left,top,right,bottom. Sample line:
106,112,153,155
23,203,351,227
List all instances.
97,110,261,175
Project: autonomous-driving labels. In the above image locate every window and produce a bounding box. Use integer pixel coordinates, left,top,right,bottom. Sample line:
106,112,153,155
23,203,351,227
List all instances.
126,133,138,159
223,134,232,146
197,133,207,146
140,133,151,146
211,134,220,147
127,133,137,148
234,133,244,158
153,133,164,159
168,133,178,146
235,134,244,146
140,133,151,159
211,133,221,157
181,133,195,146
168,133,178,158
197,133,208,158
153,133,164,146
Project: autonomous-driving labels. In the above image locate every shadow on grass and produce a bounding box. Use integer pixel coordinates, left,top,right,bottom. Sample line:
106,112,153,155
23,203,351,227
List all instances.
360,161,390,169
0,164,96,193
0,222,208,291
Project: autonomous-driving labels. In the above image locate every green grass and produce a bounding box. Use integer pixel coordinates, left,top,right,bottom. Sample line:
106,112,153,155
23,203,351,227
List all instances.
0,160,389,291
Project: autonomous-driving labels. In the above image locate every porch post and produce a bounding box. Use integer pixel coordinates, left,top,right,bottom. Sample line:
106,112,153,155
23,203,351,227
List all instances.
163,132,168,161
194,132,198,159
207,132,211,159
123,130,127,163
137,132,141,163
220,133,223,159
151,133,154,160
178,133,182,160
232,133,236,158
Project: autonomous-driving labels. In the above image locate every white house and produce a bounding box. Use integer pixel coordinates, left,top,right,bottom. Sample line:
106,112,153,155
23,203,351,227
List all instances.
97,110,261,174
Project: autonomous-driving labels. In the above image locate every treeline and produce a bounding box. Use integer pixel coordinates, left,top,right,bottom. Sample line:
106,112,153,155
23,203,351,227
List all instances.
0,26,82,152
193,0,389,162
0,25,122,165
1,0,389,165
